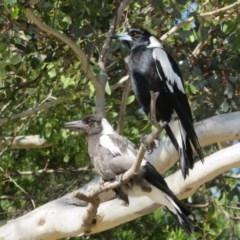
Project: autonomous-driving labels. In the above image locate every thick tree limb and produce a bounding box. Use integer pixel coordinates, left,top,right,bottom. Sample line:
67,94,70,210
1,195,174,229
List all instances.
0,113,239,239
0,135,51,150
147,112,240,172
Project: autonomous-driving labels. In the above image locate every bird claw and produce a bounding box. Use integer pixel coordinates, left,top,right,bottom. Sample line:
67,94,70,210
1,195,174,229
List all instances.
141,134,159,153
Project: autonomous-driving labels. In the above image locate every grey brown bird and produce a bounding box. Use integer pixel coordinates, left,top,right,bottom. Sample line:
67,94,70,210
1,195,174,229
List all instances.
111,29,203,178
65,114,193,233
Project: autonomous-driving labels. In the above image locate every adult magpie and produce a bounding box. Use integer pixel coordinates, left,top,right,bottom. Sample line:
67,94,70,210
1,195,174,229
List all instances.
65,114,193,233
111,29,203,178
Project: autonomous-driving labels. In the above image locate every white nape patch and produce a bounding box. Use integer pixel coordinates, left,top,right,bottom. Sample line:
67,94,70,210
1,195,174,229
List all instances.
101,118,114,134
147,36,162,48
100,135,122,156
152,48,185,93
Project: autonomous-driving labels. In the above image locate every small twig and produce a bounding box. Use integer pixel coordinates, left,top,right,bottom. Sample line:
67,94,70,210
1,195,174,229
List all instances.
117,78,131,134
16,167,90,175
74,192,100,233
149,91,160,126
218,204,240,222
111,75,129,91
186,201,210,208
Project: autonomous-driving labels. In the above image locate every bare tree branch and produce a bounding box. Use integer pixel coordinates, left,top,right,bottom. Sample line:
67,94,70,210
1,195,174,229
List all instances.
0,98,64,127
160,0,240,41
23,7,103,112
117,78,130,134
97,0,131,115
16,167,90,176
111,75,129,91
147,111,240,173
0,135,51,150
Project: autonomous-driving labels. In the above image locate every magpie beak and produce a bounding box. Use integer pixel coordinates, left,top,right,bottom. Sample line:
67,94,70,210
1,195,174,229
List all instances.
110,32,133,42
64,121,88,133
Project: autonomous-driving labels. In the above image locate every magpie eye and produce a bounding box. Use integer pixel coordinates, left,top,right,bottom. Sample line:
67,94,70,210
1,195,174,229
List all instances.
131,31,140,38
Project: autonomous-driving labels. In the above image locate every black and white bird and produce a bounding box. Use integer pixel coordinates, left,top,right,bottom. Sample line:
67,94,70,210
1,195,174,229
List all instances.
65,114,193,233
111,29,203,178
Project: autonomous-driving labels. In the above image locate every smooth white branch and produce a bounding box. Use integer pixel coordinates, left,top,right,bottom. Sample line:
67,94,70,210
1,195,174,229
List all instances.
0,135,51,150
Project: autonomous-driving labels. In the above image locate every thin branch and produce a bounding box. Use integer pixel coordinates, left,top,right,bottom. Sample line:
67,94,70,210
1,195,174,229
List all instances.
16,167,90,175
111,75,129,91
0,97,64,126
23,7,102,97
218,205,240,222
160,1,240,41
97,0,131,115
117,78,131,134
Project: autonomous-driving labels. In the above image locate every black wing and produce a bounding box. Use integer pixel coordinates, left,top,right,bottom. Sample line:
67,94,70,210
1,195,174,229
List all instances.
152,48,203,161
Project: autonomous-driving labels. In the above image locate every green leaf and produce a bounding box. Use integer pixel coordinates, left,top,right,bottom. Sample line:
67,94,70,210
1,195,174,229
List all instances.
222,23,228,33
60,75,75,89
5,0,17,4
127,95,135,105
105,80,111,95
189,34,195,42
200,26,208,41
189,84,198,94
10,55,21,65
0,43,5,52
48,68,57,79
63,154,70,163
11,5,19,19
183,22,192,31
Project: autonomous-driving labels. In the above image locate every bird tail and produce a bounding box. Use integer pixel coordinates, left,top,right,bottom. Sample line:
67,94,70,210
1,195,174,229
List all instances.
165,195,193,234
168,119,194,178
141,162,193,233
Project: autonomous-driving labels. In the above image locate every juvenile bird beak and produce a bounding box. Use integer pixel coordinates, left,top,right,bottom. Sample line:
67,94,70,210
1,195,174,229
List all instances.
64,121,88,132
110,32,132,42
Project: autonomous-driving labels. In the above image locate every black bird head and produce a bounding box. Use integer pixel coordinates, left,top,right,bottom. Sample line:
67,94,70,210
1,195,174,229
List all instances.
111,29,157,47
65,114,114,136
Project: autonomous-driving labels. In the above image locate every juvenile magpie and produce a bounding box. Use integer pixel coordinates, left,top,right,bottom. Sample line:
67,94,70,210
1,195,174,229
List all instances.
111,29,203,178
65,114,193,233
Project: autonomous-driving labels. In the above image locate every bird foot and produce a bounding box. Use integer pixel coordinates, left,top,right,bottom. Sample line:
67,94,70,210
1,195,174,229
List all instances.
141,134,159,153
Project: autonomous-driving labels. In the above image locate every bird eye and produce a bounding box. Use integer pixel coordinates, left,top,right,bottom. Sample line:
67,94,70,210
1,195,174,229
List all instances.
130,31,140,38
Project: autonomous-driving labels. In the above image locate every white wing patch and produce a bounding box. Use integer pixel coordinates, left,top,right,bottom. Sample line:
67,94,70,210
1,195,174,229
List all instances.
152,48,185,93
100,135,122,156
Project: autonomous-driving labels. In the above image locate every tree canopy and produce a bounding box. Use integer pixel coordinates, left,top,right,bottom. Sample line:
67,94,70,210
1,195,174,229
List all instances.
0,0,240,239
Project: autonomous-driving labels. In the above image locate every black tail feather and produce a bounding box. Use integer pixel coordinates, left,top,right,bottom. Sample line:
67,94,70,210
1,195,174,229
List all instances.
142,162,193,233
165,123,194,178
